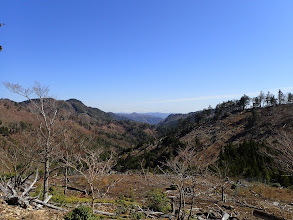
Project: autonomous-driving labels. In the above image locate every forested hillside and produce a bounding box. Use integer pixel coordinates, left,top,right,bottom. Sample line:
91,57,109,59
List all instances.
2,88,293,219
119,91,293,186
0,98,156,152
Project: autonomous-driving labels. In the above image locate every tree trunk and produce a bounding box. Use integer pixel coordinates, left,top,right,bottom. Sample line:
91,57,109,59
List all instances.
90,184,95,211
43,154,50,201
221,186,225,202
178,188,182,219
64,167,68,195
91,195,94,211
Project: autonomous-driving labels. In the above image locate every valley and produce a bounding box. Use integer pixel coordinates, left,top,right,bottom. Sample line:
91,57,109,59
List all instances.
1,89,293,219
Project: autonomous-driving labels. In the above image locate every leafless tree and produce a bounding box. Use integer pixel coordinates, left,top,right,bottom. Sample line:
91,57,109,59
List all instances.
275,131,293,175
209,161,232,202
0,168,39,208
64,140,117,210
161,145,205,220
258,91,265,108
278,89,285,105
4,82,59,201
0,131,38,188
56,123,85,195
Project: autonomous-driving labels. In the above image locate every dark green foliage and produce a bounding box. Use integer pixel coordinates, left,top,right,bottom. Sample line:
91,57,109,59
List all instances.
64,206,97,220
19,121,32,130
130,211,146,219
247,109,259,128
49,186,66,205
239,94,250,110
146,189,171,213
116,153,141,172
116,135,185,172
218,140,293,186
218,141,272,180
115,199,131,215
157,110,213,138
0,126,9,136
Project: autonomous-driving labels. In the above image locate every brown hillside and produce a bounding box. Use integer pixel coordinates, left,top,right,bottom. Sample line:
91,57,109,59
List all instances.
180,104,293,165
0,98,156,151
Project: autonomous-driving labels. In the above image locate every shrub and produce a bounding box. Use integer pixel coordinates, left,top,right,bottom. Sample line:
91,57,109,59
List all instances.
49,186,66,205
115,199,130,215
130,211,146,219
146,189,171,213
64,206,97,220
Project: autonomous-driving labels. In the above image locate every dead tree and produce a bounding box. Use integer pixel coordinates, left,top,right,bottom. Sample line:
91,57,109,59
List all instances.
0,168,67,211
0,129,40,192
275,131,293,175
64,140,117,210
209,161,232,203
0,169,39,208
4,82,59,201
57,124,80,195
161,145,204,220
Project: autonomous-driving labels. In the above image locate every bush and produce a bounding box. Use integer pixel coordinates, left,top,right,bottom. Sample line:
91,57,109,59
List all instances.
64,206,97,220
49,186,66,205
146,189,171,213
115,198,132,215
130,211,146,219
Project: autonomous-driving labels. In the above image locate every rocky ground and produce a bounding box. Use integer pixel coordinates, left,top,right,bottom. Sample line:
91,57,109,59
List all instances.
0,198,63,219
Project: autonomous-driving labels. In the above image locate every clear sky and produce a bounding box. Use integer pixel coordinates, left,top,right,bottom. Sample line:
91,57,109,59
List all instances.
1,1,293,113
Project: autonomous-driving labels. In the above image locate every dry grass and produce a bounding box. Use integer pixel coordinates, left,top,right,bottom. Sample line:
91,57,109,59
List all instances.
238,182,293,202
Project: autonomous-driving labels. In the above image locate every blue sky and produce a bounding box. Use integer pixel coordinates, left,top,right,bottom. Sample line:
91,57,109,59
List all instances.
1,1,293,113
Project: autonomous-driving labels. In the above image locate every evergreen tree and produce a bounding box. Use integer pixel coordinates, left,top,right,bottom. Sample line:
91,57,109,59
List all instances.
270,95,277,106
287,92,293,104
239,94,250,110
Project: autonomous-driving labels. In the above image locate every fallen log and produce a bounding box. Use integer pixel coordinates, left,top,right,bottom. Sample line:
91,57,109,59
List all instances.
60,185,87,195
135,204,167,218
32,199,68,212
235,200,263,211
93,209,115,216
253,210,285,220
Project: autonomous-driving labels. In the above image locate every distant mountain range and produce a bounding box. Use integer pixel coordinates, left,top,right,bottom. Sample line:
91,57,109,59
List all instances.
0,98,156,151
3,95,293,186
114,112,171,125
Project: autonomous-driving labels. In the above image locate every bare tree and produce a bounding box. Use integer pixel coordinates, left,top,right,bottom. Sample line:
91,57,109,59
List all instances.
0,130,67,211
0,168,39,208
278,89,285,105
258,91,265,108
56,122,85,195
64,140,117,210
265,91,272,106
4,82,59,201
59,127,75,195
275,131,293,174
0,131,38,188
209,161,232,202
252,97,260,108
161,145,204,220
